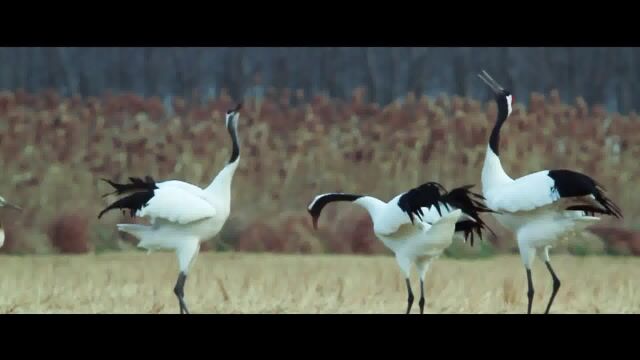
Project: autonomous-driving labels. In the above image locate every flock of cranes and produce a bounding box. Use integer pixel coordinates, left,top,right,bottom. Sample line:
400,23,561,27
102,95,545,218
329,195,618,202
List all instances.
0,71,623,315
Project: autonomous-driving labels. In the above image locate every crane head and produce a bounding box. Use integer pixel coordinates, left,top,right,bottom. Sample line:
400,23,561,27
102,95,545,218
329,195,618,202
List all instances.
478,70,514,116
0,196,22,211
225,103,242,129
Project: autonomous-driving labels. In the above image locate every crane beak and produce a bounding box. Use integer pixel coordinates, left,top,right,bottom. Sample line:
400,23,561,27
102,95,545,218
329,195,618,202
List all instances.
2,202,22,211
477,69,504,94
226,103,242,127
311,215,319,230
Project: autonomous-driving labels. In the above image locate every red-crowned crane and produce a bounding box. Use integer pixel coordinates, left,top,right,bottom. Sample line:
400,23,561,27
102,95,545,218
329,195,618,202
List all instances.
98,104,243,314
477,70,622,314
308,182,494,314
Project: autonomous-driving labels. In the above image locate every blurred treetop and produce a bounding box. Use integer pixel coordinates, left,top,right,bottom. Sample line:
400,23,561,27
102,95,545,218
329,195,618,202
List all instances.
3,47,639,114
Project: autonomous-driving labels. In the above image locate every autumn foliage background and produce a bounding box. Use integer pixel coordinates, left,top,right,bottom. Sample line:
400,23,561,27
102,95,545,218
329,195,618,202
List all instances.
0,87,638,257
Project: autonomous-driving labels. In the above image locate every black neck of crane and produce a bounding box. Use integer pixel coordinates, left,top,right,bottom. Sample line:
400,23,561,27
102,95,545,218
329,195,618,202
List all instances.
489,96,509,156
227,122,240,164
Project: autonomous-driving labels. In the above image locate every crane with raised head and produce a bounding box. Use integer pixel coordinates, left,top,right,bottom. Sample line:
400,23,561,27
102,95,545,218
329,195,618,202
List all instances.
98,104,243,314
477,70,622,314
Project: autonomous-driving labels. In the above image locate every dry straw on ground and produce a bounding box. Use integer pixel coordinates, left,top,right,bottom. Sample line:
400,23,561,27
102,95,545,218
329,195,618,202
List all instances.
0,252,637,314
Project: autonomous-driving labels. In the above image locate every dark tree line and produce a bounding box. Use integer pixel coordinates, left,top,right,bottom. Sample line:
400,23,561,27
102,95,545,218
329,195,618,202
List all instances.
2,47,640,113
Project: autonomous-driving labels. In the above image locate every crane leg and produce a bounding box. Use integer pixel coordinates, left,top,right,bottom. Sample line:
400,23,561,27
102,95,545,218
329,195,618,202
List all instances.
405,278,414,314
544,261,561,314
526,268,534,314
416,258,431,315
174,272,190,314
419,280,426,315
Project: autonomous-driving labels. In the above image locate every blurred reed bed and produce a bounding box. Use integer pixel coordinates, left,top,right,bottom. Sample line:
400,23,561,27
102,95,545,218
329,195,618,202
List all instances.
0,87,637,256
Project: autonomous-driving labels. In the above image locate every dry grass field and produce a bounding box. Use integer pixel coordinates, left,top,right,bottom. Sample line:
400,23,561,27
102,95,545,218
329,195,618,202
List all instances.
0,89,638,315
0,252,637,314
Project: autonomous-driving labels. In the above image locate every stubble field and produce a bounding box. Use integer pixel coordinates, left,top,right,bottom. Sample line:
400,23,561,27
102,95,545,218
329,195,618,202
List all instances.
0,252,637,314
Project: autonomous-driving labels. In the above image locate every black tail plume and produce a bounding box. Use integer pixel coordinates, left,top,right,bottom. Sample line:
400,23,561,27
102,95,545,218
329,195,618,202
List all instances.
441,185,497,246
101,176,156,198
98,176,158,219
591,183,623,219
548,169,623,219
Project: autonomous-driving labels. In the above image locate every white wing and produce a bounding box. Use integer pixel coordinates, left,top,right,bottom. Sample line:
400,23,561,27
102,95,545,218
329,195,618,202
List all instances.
418,202,464,224
423,209,462,239
138,185,217,224
157,180,208,196
486,170,558,213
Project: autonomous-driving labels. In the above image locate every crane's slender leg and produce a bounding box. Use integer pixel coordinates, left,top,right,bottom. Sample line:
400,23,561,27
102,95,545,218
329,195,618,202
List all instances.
174,272,190,314
517,240,536,314
526,268,534,315
175,239,200,314
396,255,413,314
416,258,432,315
542,247,561,314
419,280,425,314
543,262,560,314
405,278,414,314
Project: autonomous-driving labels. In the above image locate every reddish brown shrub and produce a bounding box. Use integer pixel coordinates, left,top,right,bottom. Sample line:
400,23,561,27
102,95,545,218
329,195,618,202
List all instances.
235,222,280,253
322,212,353,254
47,212,91,254
589,226,640,255
629,236,640,256
326,212,384,255
273,214,323,254
345,214,385,254
200,241,212,252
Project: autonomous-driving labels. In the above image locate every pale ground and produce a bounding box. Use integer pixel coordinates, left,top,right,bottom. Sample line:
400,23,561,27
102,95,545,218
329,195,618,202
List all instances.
0,252,638,314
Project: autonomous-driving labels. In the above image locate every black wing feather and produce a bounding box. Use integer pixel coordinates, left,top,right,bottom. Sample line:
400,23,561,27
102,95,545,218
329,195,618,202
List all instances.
398,182,496,246
397,182,448,225
548,169,622,218
98,176,158,219
441,185,497,246
101,175,156,198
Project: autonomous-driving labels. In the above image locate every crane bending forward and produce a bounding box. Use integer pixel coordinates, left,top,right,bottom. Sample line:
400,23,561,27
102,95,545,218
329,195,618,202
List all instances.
308,182,494,314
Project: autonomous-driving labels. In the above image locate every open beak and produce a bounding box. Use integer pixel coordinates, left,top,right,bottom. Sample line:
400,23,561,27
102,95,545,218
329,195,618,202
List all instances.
477,70,504,94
